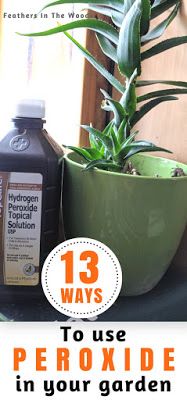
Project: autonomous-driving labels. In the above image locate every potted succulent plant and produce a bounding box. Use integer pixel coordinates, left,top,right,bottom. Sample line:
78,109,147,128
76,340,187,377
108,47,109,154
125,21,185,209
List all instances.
23,0,187,295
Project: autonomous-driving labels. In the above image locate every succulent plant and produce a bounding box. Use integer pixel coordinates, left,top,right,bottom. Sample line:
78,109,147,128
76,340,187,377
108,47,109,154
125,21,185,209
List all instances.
21,0,187,172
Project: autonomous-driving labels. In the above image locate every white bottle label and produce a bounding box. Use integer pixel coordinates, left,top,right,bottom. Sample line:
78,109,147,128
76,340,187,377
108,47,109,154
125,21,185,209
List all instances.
0,172,42,286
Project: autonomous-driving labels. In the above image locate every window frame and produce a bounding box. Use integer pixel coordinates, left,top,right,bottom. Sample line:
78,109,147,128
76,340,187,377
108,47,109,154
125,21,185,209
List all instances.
79,13,114,147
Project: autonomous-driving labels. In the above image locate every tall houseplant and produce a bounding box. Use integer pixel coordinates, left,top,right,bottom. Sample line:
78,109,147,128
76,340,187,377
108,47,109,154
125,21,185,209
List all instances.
23,0,187,295
23,0,187,172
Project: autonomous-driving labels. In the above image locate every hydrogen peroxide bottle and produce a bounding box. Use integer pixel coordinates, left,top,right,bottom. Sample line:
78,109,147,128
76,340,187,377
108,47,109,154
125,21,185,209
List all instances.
0,99,63,302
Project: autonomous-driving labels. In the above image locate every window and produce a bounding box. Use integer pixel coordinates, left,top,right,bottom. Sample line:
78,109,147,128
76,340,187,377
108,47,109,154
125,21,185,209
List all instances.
0,0,86,145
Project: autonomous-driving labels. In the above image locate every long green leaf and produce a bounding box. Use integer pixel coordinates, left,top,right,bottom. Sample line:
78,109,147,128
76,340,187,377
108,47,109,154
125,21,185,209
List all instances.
101,89,125,126
63,31,124,93
89,0,124,7
41,0,124,13
96,33,117,63
117,119,127,144
124,0,135,15
111,9,124,27
110,126,121,154
86,4,117,17
123,0,150,35
136,80,187,88
151,0,179,19
19,18,119,45
102,120,114,136
116,139,171,162
130,95,178,126
121,130,139,147
140,0,151,35
142,2,179,45
84,159,121,171
89,132,99,150
89,128,104,153
107,98,126,125
137,88,187,102
142,36,187,60
86,4,124,27
120,80,137,117
115,131,138,161
65,146,102,161
117,0,142,78
131,140,172,151
81,125,113,153
123,141,172,160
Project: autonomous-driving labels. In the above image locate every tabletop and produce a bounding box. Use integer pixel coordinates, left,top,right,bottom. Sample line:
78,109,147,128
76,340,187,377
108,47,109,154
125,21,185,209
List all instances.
0,262,186,322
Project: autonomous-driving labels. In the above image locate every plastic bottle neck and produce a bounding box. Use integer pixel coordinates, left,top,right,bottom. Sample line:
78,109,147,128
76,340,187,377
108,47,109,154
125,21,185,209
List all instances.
12,117,45,130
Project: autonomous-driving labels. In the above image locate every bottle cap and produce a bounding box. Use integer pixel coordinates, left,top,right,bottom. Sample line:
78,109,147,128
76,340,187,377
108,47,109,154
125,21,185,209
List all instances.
15,99,45,119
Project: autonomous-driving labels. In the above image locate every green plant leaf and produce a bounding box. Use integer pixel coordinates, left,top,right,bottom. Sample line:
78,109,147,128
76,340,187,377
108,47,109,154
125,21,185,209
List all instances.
137,88,187,102
101,89,126,126
103,98,125,125
86,4,117,17
110,126,121,154
142,2,179,45
123,141,172,161
151,0,179,19
88,123,103,152
63,32,124,93
123,0,150,35
121,130,139,147
96,33,117,63
88,129,103,152
82,147,103,159
120,80,137,118
140,0,151,35
124,0,135,15
142,36,187,61
81,125,113,154
117,0,142,78
102,120,114,136
84,159,121,171
136,80,187,88
131,140,172,152
64,146,102,161
111,9,124,27
89,132,98,149
41,0,124,13
86,4,124,27
101,104,111,112
115,138,171,162
19,18,119,45
115,131,139,161
130,95,178,126
117,119,127,144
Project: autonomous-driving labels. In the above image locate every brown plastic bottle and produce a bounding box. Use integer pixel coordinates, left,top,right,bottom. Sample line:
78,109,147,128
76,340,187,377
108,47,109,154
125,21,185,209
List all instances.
0,99,63,302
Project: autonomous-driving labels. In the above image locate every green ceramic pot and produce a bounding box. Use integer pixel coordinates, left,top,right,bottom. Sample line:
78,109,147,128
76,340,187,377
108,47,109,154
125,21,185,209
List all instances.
63,152,187,295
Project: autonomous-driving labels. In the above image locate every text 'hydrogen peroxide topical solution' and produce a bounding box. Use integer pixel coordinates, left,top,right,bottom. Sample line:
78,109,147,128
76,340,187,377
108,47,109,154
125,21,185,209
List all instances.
0,99,63,301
